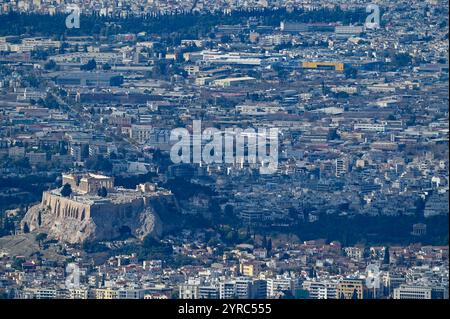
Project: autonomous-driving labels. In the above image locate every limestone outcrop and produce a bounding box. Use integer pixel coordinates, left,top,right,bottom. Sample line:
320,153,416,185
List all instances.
21,185,175,244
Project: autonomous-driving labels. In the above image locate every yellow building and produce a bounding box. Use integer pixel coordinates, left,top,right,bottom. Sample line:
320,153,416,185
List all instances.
165,53,177,60
337,279,365,299
239,261,262,277
68,288,89,299
301,61,344,72
94,288,118,299
212,76,256,87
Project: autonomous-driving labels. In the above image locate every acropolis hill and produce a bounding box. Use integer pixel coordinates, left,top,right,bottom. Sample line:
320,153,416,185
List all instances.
21,173,176,244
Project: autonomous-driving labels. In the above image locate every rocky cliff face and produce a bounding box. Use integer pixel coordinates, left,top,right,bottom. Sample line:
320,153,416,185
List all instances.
21,198,167,244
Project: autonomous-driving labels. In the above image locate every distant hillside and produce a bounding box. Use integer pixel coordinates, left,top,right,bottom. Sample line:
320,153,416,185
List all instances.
0,7,367,37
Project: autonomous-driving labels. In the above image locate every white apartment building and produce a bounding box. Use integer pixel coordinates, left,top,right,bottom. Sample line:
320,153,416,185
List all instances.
179,284,199,299
235,103,285,115
393,285,432,299
303,280,338,299
335,158,348,177
219,278,252,299
354,123,386,132
130,124,153,144
266,276,294,298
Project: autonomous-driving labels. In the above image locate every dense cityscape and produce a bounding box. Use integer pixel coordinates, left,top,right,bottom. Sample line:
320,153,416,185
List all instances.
0,0,448,301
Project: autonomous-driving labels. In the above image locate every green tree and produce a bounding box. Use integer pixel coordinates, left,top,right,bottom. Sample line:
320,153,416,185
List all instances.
35,233,47,248
14,157,31,169
23,222,30,234
97,186,108,198
81,59,97,71
392,53,412,67
85,155,112,172
309,267,316,278
44,60,57,70
140,235,173,259
109,75,123,86
226,230,238,244
344,66,357,79
152,60,168,79
61,183,72,197
43,94,60,109
267,238,272,253
262,235,267,249
383,246,390,265
245,225,251,239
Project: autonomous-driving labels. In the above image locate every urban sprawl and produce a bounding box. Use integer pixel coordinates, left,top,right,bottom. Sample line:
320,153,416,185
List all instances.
0,0,448,300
